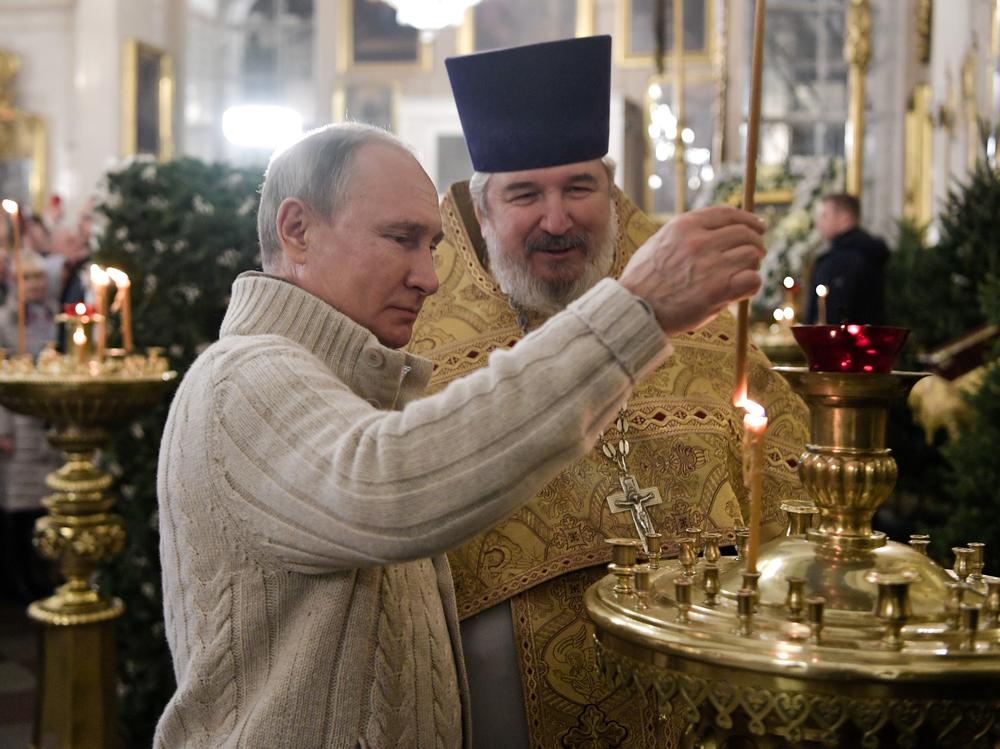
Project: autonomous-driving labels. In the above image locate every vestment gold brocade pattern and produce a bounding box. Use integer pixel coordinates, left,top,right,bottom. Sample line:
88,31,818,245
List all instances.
409,183,809,747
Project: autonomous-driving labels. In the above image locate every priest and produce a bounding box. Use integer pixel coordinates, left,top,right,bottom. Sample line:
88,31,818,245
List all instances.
408,36,810,747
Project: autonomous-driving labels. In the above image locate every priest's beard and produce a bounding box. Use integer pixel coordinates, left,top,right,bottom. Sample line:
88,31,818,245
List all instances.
483,201,618,316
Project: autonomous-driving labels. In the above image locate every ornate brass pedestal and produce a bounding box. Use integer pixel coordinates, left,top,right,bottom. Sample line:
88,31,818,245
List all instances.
0,370,175,749
586,369,1000,748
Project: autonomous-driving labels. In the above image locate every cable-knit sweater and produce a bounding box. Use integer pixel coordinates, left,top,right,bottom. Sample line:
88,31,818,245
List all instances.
155,272,668,748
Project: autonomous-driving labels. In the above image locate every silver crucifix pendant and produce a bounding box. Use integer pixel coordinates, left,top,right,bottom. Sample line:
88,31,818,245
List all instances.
606,473,662,554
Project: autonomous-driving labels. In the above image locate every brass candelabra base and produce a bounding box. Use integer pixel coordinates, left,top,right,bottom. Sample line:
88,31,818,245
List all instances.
586,368,1000,747
0,370,175,749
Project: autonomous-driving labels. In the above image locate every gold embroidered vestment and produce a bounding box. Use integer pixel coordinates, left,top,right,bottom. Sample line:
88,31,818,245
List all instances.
408,183,809,747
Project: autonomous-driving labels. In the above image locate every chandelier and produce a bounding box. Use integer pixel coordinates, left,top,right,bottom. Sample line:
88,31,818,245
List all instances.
382,0,484,37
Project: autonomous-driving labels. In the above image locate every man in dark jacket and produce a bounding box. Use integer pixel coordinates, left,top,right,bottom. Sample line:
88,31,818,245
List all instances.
806,193,889,324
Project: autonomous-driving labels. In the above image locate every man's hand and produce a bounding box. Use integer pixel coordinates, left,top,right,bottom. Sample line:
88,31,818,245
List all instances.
618,205,766,336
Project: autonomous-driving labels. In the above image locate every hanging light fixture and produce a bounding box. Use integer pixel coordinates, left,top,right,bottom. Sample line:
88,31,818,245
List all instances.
382,0,484,39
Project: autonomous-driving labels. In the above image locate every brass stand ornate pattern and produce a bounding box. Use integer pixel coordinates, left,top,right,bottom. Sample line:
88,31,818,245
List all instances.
585,367,1000,748
0,372,175,749
595,640,998,748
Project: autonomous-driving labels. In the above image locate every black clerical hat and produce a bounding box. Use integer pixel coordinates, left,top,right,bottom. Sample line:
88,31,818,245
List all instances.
446,36,612,173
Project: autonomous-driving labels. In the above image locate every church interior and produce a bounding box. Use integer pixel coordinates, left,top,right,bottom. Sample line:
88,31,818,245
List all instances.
1,0,999,747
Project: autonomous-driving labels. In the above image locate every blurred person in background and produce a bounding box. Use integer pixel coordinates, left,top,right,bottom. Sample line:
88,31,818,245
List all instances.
0,252,61,603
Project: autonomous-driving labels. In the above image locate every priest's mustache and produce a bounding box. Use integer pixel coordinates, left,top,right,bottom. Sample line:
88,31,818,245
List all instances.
525,232,588,254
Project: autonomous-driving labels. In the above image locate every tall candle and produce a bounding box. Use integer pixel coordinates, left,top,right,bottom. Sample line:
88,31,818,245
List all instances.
816,284,828,325
2,200,25,355
106,268,133,353
733,0,768,406
72,325,87,367
741,400,768,574
673,0,686,215
90,265,110,360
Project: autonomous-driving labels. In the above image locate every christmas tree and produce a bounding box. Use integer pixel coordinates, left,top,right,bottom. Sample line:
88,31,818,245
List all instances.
886,148,1000,572
94,156,263,746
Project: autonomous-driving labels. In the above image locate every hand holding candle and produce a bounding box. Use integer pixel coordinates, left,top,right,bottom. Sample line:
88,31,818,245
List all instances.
2,200,25,355
106,268,133,353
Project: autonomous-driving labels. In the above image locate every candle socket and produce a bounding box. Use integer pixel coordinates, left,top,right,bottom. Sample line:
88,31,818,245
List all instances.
644,532,662,570
702,532,721,565
685,527,704,558
734,528,750,561
606,538,640,597
702,563,721,607
868,570,917,651
785,577,806,621
737,588,754,637
782,502,818,536
960,603,980,651
807,596,826,644
675,578,692,623
966,542,986,583
633,564,651,610
678,537,697,577
909,534,931,555
984,577,1000,628
953,547,973,582
742,571,761,608
945,582,969,629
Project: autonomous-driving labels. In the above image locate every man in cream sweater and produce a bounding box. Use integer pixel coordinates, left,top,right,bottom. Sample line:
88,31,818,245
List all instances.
155,122,767,747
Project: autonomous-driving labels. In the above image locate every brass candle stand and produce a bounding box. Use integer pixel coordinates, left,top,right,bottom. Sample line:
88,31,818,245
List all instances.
0,349,175,749
586,366,1000,747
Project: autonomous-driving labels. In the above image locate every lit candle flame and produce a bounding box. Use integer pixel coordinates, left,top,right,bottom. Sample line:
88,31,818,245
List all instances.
1,199,18,215
74,302,87,315
72,327,87,345
737,396,768,431
105,267,131,288
815,284,828,298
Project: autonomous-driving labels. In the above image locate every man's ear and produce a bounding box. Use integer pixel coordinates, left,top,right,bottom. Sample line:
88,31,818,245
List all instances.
276,197,311,266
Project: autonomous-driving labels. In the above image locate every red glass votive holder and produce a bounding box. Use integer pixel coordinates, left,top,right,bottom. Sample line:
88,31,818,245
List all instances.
63,302,96,317
791,325,910,374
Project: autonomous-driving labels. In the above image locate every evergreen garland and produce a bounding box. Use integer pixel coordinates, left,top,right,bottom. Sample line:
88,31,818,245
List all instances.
92,156,264,746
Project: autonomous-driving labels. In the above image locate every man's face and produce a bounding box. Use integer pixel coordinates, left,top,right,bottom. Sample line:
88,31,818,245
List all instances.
24,271,47,303
815,200,854,242
478,159,616,313
297,143,442,349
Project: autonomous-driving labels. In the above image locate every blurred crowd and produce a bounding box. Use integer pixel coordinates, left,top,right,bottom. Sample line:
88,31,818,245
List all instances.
0,195,98,603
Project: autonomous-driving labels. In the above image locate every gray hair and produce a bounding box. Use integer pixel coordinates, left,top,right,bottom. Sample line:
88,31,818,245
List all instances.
257,123,410,271
468,155,618,218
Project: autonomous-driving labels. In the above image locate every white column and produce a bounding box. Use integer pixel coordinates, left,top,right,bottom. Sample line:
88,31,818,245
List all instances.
863,0,910,237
